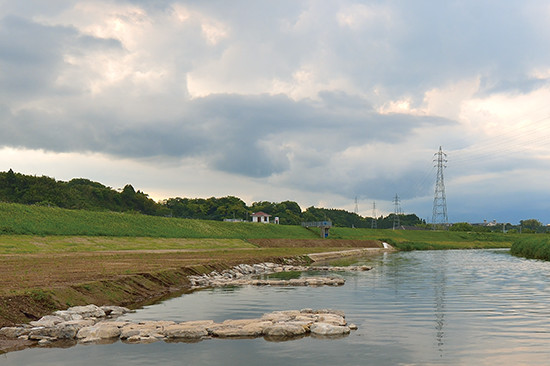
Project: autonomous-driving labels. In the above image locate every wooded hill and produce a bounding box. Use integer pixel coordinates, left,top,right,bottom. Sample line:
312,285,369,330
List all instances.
0,169,423,228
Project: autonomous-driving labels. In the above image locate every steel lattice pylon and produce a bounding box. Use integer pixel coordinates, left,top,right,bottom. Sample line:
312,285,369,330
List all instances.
393,194,401,230
432,146,448,228
371,201,377,229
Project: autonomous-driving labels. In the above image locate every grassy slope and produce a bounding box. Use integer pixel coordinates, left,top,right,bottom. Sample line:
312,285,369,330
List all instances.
0,202,519,250
0,202,318,239
330,226,516,250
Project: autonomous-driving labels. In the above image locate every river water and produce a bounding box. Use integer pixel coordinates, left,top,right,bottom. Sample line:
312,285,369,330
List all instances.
3,249,550,365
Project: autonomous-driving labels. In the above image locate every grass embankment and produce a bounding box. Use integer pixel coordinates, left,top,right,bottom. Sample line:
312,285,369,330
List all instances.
0,202,318,238
329,226,516,250
0,202,516,329
510,236,550,260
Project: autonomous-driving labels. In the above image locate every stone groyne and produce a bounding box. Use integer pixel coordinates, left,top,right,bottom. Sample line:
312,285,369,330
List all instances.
0,305,356,346
187,262,371,288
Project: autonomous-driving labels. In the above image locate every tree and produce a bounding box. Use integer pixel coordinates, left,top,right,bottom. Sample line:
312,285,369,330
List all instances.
450,222,474,232
520,219,543,231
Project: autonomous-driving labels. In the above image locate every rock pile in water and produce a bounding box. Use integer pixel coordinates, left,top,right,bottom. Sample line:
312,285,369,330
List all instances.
0,305,357,345
188,262,371,288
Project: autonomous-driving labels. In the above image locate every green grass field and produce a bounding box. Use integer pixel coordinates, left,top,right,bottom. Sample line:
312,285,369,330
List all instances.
0,202,522,252
0,202,318,239
329,226,516,250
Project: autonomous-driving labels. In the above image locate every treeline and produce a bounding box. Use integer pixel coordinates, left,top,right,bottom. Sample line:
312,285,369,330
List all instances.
450,219,549,234
0,169,165,215
0,170,424,228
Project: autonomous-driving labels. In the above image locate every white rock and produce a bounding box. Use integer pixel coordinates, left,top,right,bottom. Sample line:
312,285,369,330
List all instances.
77,323,122,341
65,305,106,318
30,315,65,327
310,323,351,336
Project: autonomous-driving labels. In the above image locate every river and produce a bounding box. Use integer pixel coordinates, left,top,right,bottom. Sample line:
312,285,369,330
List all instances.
3,249,550,365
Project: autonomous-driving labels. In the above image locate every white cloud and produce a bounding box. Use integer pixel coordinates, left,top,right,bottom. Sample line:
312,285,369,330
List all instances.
336,3,393,30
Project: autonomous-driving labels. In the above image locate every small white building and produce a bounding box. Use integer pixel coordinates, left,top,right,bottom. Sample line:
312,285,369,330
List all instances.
251,211,271,223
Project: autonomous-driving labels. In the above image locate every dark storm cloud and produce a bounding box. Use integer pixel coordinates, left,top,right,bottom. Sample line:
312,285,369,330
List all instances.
1,91,452,178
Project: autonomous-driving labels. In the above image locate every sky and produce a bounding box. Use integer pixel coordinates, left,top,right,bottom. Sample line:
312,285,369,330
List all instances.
1,0,550,225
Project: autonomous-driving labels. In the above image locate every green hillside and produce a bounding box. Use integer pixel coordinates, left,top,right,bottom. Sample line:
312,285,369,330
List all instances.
0,170,425,228
0,202,518,251
0,202,318,238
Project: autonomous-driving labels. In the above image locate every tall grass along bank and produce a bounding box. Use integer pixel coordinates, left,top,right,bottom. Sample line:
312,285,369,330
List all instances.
511,236,550,260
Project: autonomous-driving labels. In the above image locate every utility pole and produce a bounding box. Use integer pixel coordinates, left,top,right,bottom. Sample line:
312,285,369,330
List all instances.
393,194,401,230
371,201,377,229
432,146,448,229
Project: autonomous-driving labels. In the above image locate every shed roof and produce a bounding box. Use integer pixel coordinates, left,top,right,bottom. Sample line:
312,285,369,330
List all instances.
251,211,271,217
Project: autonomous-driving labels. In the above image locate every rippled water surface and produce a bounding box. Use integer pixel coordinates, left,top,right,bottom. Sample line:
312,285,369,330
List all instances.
4,249,550,365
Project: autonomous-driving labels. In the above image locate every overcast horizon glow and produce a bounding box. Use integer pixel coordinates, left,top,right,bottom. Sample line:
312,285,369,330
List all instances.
1,1,550,224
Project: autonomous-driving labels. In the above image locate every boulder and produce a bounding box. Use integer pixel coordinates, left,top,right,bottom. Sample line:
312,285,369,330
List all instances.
261,310,300,323
209,320,272,337
163,324,208,339
54,311,84,322
30,315,65,328
77,323,122,342
0,327,30,338
120,323,166,340
310,323,351,336
28,323,80,340
100,306,131,317
63,305,106,319
263,323,307,337
317,314,347,326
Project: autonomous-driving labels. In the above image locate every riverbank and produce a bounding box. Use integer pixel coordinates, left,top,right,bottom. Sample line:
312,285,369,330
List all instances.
0,239,387,329
0,244,389,354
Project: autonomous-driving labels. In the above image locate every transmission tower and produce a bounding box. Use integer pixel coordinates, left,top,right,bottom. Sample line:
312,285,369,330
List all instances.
432,146,448,228
354,196,359,215
371,201,377,229
392,194,401,230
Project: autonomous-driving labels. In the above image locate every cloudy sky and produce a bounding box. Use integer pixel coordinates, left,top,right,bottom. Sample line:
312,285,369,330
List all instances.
1,0,550,224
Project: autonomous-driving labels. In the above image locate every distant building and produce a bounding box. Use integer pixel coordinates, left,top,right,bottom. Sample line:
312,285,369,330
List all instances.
472,219,498,227
251,212,271,223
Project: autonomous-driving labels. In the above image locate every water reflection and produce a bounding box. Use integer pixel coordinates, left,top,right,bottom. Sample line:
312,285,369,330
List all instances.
432,251,446,357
